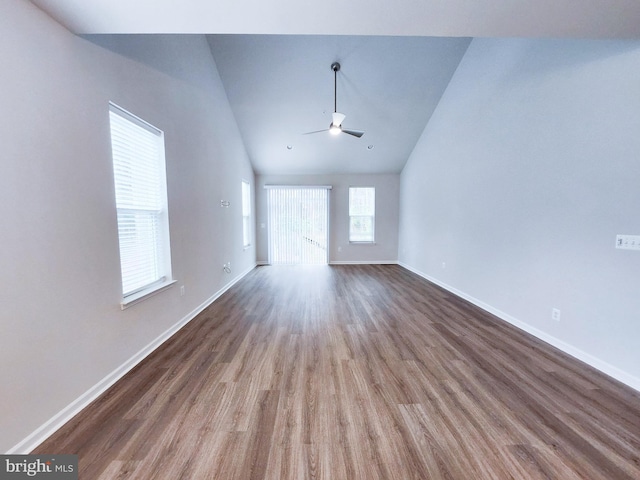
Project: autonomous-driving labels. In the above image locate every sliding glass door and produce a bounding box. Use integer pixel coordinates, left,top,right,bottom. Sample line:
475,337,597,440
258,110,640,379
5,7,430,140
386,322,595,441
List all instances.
267,187,329,265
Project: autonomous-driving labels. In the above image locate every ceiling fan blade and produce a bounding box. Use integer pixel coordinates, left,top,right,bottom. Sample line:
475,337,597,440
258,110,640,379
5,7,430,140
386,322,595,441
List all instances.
303,128,330,135
332,112,346,127
341,129,365,138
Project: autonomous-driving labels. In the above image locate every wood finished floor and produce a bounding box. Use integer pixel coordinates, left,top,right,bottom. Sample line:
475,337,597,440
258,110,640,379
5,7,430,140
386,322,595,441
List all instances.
34,265,640,479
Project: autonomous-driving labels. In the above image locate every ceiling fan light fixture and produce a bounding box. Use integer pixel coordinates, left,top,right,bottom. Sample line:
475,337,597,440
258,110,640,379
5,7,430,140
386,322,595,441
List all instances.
302,61,365,138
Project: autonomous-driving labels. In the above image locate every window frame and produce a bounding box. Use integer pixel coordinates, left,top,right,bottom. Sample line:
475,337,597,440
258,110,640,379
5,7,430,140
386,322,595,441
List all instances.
348,186,376,244
109,103,174,309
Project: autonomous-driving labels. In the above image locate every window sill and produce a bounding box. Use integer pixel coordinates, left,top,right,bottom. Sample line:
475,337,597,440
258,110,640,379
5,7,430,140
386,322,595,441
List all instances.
120,280,176,310
349,241,376,245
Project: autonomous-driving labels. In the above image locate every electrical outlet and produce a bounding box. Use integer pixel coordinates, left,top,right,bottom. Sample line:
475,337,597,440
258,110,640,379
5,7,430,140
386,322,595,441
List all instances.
552,308,561,322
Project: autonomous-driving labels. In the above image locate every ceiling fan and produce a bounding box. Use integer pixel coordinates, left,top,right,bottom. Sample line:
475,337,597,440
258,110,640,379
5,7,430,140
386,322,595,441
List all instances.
304,62,364,138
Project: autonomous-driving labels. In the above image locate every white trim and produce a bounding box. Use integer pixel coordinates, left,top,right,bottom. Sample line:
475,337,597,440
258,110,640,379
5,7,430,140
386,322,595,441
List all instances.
398,262,640,394
329,260,398,265
258,260,397,266
8,264,257,454
109,102,161,134
264,184,332,189
121,279,176,310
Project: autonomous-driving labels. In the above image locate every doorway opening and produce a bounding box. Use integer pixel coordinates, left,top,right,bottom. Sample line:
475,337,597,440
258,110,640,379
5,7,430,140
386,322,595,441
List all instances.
267,187,330,265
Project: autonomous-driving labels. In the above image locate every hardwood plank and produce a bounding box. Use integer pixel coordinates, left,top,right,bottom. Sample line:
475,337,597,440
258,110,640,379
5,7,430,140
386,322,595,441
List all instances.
236,389,280,480
33,265,640,479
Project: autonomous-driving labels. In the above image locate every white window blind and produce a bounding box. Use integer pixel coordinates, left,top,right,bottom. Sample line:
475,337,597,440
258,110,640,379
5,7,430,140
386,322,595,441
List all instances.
242,180,251,248
349,187,375,242
267,187,329,265
109,104,172,300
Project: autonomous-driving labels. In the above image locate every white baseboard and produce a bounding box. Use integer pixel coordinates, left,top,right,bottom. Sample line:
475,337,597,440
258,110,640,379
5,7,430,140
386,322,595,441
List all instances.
8,264,257,454
256,261,398,266
329,260,398,265
399,262,640,394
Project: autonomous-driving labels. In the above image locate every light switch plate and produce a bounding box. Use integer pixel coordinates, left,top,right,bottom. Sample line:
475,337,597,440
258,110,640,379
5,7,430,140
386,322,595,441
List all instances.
616,234,640,250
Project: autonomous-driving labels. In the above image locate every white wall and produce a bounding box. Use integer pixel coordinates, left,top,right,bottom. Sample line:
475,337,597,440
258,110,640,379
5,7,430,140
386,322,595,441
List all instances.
399,38,640,388
0,0,255,452
256,174,399,264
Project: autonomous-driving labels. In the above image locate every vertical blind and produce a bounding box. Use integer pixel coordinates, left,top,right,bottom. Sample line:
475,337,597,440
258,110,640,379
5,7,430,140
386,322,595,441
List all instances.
267,187,329,265
349,187,375,242
242,180,251,247
109,104,170,297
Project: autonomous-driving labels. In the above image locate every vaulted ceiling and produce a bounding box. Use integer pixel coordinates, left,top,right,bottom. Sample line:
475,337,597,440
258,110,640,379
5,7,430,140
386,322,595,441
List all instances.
30,0,640,174
28,0,640,37
207,35,470,174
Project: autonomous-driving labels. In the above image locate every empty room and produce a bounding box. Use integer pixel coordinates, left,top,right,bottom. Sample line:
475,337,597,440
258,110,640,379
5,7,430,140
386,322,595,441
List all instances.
2,0,640,478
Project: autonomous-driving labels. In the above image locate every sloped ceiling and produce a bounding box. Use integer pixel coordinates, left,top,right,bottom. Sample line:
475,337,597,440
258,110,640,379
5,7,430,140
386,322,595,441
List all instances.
207,35,470,174
30,0,640,174
28,0,640,37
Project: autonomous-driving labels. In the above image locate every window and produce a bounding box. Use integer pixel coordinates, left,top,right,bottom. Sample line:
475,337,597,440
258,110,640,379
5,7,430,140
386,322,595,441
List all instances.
242,180,251,248
109,103,173,306
349,187,375,243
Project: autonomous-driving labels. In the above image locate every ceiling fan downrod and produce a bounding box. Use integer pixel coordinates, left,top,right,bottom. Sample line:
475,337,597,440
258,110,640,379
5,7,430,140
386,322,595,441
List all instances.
302,61,364,138
331,62,340,114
